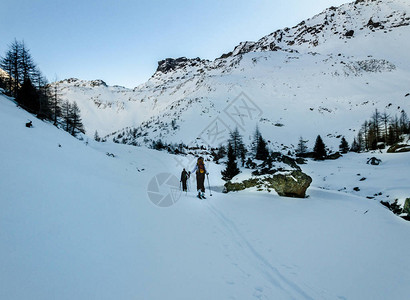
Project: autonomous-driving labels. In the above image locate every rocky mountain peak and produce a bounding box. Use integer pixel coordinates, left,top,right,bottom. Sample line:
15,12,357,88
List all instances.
221,0,410,58
156,57,210,74
54,78,108,88
89,79,107,87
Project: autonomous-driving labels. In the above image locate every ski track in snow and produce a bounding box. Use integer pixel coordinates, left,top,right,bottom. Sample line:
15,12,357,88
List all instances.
204,199,333,300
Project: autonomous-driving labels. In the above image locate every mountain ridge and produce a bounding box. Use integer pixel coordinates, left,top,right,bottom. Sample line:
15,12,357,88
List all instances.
50,0,410,150
152,0,410,76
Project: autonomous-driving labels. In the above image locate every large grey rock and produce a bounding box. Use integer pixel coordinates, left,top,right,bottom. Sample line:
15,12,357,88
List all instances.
224,170,312,198
265,170,312,198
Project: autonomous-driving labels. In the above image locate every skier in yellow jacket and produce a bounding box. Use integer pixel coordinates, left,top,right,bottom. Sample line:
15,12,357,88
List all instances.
189,157,209,199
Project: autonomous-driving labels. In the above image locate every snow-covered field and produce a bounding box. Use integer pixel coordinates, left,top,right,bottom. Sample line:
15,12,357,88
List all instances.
1,93,410,299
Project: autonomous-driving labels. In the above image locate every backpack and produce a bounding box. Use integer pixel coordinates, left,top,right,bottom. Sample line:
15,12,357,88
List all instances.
197,157,205,174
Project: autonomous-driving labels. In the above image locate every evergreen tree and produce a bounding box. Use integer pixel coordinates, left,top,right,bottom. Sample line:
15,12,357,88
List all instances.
1,40,53,122
250,124,269,160
70,101,85,136
255,134,269,160
387,125,397,145
350,137,360,153
251,124,261,156
61,100,72,132
221,143,240,181
19,42,38,84
380,111,390,143
367,122,378,150
228,127,246,160
16,78,40,113
50,84,62,125
371,109,381,146
361,120,369,150
296,136,308,156
94,130,101,142
216,144,226,161
239,143,247,167
399,110,409,134
390,115,401,143
0,40,38,97
313,135,327,160
356,130,364,152
37,82,52,120
4,40,21,96
339,137,349,154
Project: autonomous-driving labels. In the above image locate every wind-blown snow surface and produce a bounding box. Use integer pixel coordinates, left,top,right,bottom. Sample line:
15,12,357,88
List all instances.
51,0,410,151
1,95,410,299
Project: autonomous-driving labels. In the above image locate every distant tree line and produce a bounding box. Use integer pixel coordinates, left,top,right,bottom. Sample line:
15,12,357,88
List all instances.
0,39,84,137
351,109,409,152
294,108,410,159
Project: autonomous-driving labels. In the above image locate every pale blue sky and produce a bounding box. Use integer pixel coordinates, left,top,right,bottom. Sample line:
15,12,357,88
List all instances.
1,0,348,88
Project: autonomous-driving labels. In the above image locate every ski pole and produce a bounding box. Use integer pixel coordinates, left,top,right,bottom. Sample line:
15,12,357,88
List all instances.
206,174,212,196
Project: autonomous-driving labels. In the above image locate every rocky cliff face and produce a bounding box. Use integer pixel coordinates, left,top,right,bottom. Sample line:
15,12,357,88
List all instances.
156,57,210,74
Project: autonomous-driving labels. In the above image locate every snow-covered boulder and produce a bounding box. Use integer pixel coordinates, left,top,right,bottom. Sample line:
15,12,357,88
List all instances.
265,170,312,198
224,170,312,198
224,153,312,198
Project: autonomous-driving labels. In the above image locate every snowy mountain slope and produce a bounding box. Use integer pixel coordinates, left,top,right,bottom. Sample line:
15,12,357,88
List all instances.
2,92,410,299
50,78,155,137
52,0,410,151
232,0,410,55
110,49,409,151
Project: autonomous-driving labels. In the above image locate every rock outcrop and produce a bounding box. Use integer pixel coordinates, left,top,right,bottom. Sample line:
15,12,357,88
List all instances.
156,57,209,73
265,170,312,198
387,143,410,153
224,170,312,199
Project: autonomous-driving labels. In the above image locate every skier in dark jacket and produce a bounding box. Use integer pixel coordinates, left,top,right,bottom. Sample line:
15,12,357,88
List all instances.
189,157,209,199
180,168,189,192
